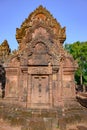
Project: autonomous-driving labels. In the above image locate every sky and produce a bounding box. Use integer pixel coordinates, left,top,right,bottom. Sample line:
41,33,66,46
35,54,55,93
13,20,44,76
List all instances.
0,0,87,51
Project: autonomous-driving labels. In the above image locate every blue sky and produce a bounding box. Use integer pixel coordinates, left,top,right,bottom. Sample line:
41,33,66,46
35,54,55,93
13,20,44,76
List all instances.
0,0,87,51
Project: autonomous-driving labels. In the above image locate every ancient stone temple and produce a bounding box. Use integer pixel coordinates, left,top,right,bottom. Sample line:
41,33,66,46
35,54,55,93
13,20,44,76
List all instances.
2,6,77,108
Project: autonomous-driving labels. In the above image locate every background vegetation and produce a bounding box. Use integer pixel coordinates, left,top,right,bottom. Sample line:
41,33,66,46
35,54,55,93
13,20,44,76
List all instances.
64,41,87,90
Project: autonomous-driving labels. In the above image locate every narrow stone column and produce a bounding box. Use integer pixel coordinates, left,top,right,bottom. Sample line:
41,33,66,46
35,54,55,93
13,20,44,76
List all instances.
49,74,53,107
60,59,63,98
27,74,32,108
19,69,23,101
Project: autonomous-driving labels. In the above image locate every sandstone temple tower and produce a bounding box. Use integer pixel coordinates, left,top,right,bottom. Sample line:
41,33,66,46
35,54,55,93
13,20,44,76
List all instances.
3,6,77,108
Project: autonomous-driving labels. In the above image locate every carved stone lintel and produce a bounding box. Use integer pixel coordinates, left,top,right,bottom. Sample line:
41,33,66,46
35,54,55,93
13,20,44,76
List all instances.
28,66,52,74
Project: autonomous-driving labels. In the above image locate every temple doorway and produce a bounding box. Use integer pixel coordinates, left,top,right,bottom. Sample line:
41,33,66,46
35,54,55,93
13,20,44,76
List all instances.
31,75,49,106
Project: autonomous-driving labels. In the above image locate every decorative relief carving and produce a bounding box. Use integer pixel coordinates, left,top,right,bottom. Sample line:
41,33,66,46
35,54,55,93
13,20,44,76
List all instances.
32,27,49,39
16,5,66,49
2,6,77,108
27,42,53,65
0,40,11,62
6,69,18,75
28,67,52,74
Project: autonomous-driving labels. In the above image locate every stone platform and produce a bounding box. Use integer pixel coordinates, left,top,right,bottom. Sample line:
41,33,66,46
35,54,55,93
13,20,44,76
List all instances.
0,99,87,130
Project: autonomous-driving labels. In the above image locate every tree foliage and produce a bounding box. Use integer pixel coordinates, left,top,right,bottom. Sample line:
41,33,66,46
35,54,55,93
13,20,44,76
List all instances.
64,41,87,86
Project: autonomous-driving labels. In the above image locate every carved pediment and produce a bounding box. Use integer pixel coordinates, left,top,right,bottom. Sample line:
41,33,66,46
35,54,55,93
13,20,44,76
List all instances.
16,5,66,50
15,6,67,67
7,56,20,67
19,40,61,66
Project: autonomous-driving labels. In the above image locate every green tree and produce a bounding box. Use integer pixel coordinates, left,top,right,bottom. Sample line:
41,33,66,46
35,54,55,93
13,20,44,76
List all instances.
64,41,87,86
